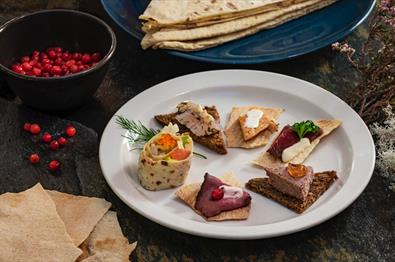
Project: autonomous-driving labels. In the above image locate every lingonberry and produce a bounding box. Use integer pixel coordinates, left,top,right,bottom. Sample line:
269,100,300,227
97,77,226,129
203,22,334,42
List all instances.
23,123,31,132
29,153,40,164
50,140,60,150
57,137,67,146
48,160,60,171
42,132,52,143
29,123,41,135
65,125,77,137
211,188,224,200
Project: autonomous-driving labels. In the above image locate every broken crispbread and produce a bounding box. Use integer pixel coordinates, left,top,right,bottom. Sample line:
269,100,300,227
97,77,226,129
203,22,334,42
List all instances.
253,119,342,168
175,172,251,221
246,171,338,213
225,106,283,149
239,110,278,141
155,105,227,154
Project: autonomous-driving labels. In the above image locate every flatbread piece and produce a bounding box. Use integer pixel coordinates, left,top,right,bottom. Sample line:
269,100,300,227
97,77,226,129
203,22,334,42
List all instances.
0,184,82,262
246,171,338,213
81,211,137,262
47,190,112,246
150,0,337,51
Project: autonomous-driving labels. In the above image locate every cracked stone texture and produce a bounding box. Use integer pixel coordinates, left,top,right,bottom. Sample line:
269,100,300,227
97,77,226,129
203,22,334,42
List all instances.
0,1,394,261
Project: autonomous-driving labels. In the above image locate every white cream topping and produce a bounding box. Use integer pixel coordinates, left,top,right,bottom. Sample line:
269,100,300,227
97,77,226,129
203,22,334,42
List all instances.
282,138,311,163
245,109,264,128
219,185,243,199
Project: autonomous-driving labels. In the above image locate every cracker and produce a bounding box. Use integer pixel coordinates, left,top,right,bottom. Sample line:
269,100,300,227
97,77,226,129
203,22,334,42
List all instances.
81,211,137,262
0,184,82,261
225,106,283,149
175,172,251,221
47,190,112,246
246,171,338,213
239,110,276,141
253,119,342,168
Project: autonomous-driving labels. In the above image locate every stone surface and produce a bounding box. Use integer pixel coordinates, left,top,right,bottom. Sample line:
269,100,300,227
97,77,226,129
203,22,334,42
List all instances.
0,1,394,261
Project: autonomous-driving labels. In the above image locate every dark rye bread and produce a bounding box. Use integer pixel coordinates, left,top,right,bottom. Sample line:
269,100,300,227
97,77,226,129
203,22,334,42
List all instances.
155,106,227,154
246,171,338,213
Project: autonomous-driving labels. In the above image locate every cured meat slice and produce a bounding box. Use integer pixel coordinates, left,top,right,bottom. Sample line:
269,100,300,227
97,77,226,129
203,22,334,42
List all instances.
195,173,251,218
267,125,299,158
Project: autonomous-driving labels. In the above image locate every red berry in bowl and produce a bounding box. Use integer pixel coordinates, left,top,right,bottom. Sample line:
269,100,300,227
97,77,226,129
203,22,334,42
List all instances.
48,50,57,59
91,52,101,62
55,57,63,66
11,65,23,74
20,56,30,63
40,53,48,60
42,63,52,73
23,123,31,132
29,153,40,164
81,54,91,64
42,132,52,143
62,52,71,61
32,50,40,57
211,188,224,200
66,125,76,137
48,160,60,171
73,52,82,61
51,65,62,75
58,136,67,146
32,67,42,77
54,47,63,53
50,140,59,150
69,64,79,73
22,62,32,72
65,59,76,67
30,123,41,135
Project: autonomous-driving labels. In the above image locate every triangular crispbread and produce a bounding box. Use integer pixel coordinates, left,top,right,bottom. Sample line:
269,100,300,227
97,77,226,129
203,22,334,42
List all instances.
155,105,227,154
246,171,338,213
175,172,251,221
47,190,112,247
253,119,342,169
225,106,283,149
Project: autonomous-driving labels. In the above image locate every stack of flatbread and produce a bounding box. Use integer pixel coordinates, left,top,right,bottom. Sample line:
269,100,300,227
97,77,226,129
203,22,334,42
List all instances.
0,184,136,262
139,0,339,51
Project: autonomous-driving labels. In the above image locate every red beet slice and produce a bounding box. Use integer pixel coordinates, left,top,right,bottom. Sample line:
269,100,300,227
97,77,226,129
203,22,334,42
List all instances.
194,173,251,218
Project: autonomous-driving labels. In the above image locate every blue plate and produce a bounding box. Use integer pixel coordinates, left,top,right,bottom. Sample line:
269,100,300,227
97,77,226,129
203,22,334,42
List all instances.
101,0,375,64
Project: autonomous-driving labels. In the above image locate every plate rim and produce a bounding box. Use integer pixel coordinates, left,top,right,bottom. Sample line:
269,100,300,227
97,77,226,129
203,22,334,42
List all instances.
100,0,376,64
99,70,375,239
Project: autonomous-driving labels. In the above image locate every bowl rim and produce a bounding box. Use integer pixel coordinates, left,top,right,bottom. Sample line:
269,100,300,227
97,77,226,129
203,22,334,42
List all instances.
0,9,117,82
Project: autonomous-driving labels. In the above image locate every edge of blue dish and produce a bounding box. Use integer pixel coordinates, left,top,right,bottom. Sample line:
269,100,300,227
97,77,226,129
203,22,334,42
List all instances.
101,0,376,64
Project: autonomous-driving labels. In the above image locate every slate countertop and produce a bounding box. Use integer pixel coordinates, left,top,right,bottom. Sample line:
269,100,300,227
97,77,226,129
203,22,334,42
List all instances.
0,1,394,261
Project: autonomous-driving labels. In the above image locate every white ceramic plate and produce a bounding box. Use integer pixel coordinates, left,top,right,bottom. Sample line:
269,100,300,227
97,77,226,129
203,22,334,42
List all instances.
99,70,375,239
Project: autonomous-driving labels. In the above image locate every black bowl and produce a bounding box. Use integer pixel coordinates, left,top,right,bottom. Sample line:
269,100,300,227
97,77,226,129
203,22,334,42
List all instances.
0,9,116,111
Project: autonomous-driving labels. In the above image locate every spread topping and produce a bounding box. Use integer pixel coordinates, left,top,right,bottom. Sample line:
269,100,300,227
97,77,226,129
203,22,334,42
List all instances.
287,163,309,178
281,138,311,163
268,121,321,160
175,101,220,136
244,109,264,128
219,185,243,199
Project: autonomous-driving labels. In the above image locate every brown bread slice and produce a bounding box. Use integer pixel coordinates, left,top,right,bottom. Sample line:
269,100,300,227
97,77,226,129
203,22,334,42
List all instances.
246,171,338,213
155,106,227,154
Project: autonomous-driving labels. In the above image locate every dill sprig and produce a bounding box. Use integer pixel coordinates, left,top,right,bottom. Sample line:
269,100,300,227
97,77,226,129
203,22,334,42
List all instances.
115,115,159,146
115,115,207,159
